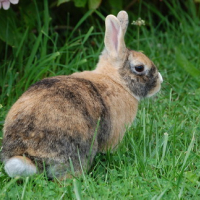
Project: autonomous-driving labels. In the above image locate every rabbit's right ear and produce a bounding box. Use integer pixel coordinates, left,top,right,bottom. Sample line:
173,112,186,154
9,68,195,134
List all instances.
117,11,128,36
104,15,126,58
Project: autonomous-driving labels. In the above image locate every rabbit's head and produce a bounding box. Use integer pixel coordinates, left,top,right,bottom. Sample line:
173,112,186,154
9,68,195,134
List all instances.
99,11,163,100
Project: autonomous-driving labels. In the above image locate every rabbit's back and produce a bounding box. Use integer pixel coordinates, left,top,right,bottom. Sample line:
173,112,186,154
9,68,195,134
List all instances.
2,75,111,170
2,73,137,175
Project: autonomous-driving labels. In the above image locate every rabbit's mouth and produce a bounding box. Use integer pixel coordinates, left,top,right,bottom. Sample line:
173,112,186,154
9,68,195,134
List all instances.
146,82,162,98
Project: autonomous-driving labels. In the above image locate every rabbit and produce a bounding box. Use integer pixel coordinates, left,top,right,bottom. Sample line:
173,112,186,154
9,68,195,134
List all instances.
1,11,163,180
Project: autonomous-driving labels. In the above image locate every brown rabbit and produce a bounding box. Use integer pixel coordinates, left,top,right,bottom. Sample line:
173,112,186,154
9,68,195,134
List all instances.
1,11,163,180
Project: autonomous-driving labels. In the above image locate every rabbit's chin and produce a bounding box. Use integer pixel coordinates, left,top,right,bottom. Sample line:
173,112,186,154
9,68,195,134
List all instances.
146,84,162,99
145,73,163,99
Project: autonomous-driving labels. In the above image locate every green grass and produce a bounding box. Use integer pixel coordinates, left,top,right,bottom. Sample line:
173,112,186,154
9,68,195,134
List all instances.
1,0,200,199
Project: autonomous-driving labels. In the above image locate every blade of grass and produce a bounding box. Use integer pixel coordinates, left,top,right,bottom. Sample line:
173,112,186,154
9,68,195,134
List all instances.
82,26,94,45
25,31,42,70
161,132,169,161
21,177,29,200
73,179,82,200
177,133,195,186
68,10,94,40
41,0,50,58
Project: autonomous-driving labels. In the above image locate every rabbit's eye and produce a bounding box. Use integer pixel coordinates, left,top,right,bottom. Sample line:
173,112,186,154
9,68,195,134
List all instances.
135,65,144,72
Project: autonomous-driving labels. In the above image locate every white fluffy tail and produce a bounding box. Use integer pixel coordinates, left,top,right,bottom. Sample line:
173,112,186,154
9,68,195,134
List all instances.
4,156,37,177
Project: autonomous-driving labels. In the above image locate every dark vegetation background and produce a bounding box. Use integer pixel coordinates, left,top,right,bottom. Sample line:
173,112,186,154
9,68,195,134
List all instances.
0,0,200,105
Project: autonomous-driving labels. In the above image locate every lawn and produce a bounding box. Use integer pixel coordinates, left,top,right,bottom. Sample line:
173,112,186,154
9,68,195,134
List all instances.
0,0,200,199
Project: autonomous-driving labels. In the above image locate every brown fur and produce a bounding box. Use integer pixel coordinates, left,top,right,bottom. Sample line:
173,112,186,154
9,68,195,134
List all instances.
1,11,162,179
12,156,35,167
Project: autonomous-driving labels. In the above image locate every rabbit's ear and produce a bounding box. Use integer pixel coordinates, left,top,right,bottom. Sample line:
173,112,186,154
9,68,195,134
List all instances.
117,11,128,36
104,15,126,58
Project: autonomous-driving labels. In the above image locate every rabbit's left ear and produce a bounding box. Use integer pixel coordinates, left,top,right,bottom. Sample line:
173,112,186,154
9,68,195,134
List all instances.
117,11,128,36
104,15,126,58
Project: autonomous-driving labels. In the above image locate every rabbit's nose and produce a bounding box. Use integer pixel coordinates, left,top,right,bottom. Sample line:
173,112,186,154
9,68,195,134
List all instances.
158,72,163,83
